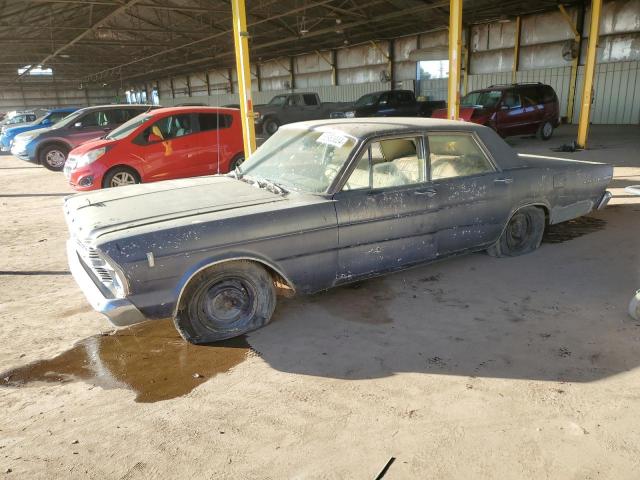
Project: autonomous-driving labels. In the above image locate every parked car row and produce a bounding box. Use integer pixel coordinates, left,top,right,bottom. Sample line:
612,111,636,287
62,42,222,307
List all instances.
5,82,561,196
1,107,79,152
7,104,245,191
255,82,561,141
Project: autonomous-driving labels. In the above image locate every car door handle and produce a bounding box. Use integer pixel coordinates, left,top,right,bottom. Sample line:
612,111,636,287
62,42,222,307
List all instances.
415,188,437,197
494,178,513,185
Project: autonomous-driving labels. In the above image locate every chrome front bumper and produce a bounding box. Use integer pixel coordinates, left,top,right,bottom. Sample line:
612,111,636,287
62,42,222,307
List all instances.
597,190,612,210
66,239,145,327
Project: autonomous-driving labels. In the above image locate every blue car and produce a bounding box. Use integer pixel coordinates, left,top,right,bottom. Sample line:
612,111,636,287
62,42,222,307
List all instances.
1,107,79,152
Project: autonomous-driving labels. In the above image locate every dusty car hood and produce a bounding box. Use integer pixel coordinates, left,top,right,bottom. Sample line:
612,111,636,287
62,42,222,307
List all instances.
64,175,286,241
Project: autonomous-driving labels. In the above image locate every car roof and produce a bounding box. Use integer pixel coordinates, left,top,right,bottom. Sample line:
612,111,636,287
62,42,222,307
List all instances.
76,104,153,113
284,117,486,138
282,117,528,170
49,107,80,112
141,106,240,117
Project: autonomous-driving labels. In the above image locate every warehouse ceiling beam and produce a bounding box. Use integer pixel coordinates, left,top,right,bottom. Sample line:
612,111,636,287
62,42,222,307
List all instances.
82,0,339,82
117,0,450,82
17,0,143,79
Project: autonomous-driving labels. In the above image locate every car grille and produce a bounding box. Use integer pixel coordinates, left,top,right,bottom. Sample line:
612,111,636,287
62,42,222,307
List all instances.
76,241,114,285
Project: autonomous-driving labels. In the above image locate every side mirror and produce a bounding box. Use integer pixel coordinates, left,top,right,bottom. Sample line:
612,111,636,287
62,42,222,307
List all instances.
74,121,83,128
147,133,163,143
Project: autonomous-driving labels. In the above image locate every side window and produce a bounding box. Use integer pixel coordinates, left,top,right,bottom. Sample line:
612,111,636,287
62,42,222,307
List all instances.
198,113,232,131
541,86,556,103
521,87,540,106
48,112,66,123
502,92,521,109
79,111,101,127
343,137,424,190
290,95,303,106
302,94,319,106
141,114,193,143
428,134,495,181
397,92,413,104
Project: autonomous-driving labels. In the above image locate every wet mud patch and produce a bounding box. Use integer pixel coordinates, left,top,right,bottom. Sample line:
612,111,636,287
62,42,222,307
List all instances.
310,278,393,325
543,216,607,244
0,319,251,403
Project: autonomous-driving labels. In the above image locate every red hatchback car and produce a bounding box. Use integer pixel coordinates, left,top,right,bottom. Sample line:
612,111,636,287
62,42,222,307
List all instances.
432,83,560,140
64,107,244,190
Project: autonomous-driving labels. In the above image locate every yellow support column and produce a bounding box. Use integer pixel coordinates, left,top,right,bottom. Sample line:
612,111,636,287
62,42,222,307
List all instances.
231,0,256,157
447,0,463,120
577,0,602,149
512,16,521,84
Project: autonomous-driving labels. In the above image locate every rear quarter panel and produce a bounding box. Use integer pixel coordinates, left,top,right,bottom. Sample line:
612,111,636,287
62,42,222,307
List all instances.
510,155,613,224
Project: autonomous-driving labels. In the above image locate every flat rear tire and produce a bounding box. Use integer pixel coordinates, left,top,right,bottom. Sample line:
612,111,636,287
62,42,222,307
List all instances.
488,206,546,257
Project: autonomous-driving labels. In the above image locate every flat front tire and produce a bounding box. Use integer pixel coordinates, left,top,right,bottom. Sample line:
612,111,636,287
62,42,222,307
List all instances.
488,206,546,257
174,261,277,344
40,144,69,171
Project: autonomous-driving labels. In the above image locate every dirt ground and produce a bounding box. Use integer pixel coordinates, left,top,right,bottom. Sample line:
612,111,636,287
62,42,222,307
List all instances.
1,125,640,479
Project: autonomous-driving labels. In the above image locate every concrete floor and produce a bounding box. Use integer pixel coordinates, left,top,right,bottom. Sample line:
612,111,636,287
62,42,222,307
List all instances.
1,124,639,479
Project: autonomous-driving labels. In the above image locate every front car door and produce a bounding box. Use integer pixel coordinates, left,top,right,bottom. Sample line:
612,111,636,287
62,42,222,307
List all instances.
495,91,525,137
66,109,112,147
333,134,439,281
425,131,513,255
136,113,198,181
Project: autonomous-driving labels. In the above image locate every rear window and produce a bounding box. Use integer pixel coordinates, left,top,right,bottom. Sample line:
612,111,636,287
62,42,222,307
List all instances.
198,113,232,131
541,86,557,103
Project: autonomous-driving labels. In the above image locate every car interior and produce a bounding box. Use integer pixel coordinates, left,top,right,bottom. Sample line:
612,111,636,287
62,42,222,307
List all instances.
344,134,495,189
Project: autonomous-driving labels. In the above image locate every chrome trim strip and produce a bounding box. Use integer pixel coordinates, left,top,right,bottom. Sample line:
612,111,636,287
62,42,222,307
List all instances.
596,191,612,210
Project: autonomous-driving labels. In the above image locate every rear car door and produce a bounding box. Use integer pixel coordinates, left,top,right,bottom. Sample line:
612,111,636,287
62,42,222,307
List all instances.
425,132,513,255
136,113,198,181
334,134,439,280
194,112,235,175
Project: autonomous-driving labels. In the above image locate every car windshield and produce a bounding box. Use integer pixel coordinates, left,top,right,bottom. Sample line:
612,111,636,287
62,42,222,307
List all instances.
268,95,288,106
355,93,380,108
461,90,502,108
106,114,150,140
240,127,358,194
50,109,85,129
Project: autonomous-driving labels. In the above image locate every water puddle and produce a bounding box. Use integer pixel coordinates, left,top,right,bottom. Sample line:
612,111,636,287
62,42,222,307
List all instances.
543,216,607,244
0,319,251,403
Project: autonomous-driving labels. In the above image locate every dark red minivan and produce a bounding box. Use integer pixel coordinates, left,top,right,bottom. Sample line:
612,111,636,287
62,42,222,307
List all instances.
64,107,244,190
432,83,560,140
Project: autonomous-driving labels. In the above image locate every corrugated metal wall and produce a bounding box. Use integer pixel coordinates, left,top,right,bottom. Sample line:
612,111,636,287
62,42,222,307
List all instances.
144,0,640,124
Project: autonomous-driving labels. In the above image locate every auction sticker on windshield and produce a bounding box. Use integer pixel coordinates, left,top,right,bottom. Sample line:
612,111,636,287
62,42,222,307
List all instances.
317,131,349,148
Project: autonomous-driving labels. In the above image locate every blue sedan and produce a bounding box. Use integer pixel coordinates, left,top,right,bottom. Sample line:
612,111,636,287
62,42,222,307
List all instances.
1,107,79,152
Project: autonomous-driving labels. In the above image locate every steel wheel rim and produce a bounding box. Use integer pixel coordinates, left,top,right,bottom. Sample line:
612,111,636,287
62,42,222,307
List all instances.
198,278,257,332
543,122,552,137
110,172,136,187
46,150,65,168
